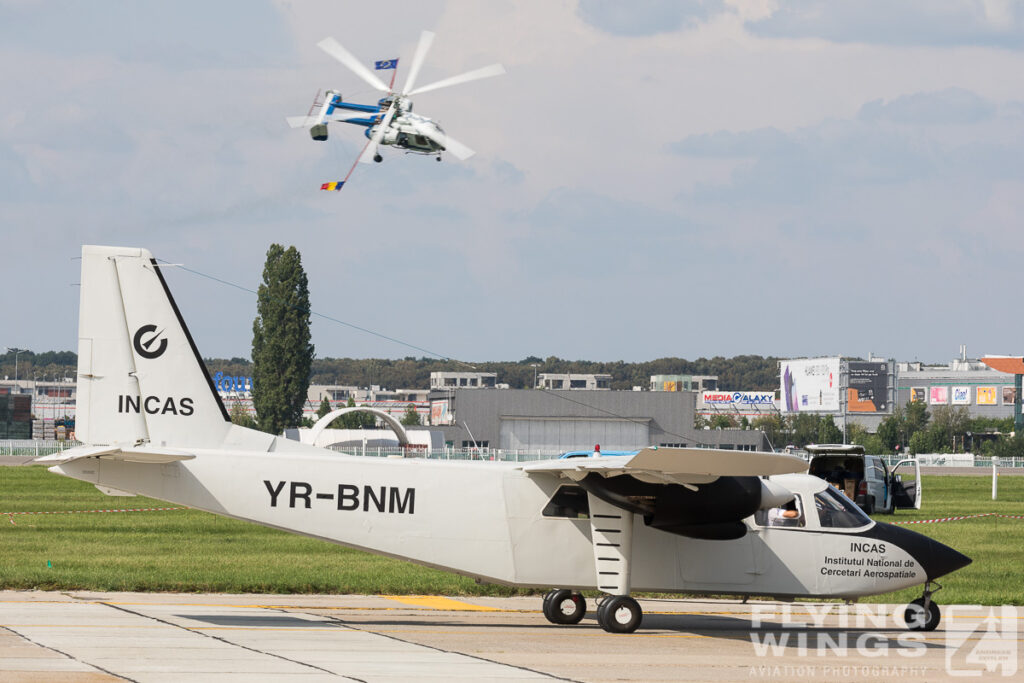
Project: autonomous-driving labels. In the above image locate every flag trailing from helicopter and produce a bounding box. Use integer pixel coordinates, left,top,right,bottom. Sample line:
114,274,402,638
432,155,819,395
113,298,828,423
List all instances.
374,59,398,70
320,181,345,191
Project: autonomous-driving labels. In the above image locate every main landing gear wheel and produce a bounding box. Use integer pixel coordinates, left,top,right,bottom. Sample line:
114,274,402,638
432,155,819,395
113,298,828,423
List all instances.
596,595,642,634
904,597,940,631
542,589,586,625
373,154,383,163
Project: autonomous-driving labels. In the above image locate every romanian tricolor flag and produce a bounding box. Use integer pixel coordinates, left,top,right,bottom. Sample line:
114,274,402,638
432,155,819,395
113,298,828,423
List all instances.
320,181,345,191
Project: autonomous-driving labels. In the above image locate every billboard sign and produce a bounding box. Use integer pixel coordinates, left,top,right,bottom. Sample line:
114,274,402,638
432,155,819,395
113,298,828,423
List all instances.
846,361,889,413
951,386,971,405
910,387,926,403
780,358,840,413
977,387,997,405
430,400,450,425
701,391,775,407
1003,387,1017,406
930,386,948,405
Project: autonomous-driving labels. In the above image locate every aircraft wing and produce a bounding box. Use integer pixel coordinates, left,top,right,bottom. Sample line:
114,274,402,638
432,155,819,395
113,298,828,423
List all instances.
521,447,806,485
34,444,196,465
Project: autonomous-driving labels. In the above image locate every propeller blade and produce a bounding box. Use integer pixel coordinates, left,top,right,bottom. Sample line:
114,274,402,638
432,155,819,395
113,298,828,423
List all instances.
409,121,476,160
401,30,435,96
359,103,397,164
317,37,391,93
407,63,505,96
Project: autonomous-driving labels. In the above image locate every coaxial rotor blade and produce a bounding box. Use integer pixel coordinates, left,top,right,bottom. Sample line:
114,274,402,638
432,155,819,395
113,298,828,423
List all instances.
401,30,435,96
408,121,476,160
359,103,397,164
437,133,475,160
407,63,505,96
317,37,391,93
287,116,319,129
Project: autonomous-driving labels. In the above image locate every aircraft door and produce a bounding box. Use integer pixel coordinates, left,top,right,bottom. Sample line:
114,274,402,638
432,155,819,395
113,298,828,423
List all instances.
679,533,757,585
890,459,922,510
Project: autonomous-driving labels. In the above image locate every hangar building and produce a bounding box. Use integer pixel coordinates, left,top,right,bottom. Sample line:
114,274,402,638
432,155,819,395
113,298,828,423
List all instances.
427,389,767,452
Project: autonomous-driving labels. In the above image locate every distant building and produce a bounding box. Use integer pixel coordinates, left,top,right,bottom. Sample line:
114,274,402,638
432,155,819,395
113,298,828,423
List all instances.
429,372,497,390
650,374,718,392
537,373,611,390
304,384,429,423
896,357,1015,419
0,378,78,439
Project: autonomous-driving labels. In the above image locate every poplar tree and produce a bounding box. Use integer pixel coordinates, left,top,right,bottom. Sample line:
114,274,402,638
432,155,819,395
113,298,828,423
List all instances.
251,244,314,435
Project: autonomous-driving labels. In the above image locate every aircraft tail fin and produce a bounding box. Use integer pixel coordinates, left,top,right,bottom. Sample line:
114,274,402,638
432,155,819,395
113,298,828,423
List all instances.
76,246,232,448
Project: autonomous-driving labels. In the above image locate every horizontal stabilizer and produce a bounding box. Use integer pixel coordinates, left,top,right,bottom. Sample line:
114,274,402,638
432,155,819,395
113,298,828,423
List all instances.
286,111,378,129
522,447,806,484
35,445,196,465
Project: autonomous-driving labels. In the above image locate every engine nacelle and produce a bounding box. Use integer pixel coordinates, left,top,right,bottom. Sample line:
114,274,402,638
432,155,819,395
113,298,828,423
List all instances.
578,474,785,540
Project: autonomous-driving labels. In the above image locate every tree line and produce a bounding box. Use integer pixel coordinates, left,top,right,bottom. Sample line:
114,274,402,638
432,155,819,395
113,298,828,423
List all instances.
203,354,785,392
733,403,1022,457
3,352,785,392
0,350,78,382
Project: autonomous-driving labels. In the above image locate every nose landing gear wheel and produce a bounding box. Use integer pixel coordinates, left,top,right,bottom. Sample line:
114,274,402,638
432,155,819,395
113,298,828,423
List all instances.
904,597,940,631
542,589,586,625
596,595,642,633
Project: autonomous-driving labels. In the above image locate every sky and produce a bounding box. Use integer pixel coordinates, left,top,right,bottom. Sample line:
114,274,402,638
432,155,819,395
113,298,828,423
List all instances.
2,0,1023,365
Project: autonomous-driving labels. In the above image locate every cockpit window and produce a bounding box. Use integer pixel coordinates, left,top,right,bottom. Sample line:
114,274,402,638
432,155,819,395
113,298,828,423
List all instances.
814,487,871,528
754,496,805,528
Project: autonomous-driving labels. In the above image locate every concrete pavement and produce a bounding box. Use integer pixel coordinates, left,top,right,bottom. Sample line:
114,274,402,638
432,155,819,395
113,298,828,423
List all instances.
2,592,1020,681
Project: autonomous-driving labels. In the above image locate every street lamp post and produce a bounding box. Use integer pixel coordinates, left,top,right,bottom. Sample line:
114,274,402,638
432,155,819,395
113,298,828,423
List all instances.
5,347,24,387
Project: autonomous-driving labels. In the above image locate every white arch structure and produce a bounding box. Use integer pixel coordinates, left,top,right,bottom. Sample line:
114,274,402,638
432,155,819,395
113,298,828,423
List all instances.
308,407,410,447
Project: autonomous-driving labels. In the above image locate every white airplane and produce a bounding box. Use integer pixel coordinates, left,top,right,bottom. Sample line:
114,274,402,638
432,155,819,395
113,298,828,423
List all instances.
39,245,971,634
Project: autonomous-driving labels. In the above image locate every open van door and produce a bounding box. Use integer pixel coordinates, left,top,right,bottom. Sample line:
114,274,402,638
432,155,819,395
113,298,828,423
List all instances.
891,458,922,510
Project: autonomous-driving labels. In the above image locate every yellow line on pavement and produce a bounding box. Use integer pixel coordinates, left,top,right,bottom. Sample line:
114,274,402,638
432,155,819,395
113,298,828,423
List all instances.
381,595,502,611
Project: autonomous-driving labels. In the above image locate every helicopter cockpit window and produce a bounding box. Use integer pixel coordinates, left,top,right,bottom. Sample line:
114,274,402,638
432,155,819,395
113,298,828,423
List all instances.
542,485,590,519
814,487,871,528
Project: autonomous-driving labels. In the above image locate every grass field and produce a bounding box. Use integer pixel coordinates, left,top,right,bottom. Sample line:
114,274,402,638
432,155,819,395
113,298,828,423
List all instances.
1,465,1021,604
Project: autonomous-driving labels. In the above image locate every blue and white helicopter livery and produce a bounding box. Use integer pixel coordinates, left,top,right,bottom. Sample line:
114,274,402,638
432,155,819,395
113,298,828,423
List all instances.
287,31,505,189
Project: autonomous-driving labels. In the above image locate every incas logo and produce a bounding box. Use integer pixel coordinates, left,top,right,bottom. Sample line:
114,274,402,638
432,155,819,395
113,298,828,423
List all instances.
118,395,194,416
133,324,168,359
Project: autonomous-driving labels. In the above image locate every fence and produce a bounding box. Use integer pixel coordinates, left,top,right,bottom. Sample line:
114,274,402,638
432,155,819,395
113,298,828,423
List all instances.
3,440,1022,468
878,453,1024,469
326,444,559,462
0,440,79,457
0,440,560,462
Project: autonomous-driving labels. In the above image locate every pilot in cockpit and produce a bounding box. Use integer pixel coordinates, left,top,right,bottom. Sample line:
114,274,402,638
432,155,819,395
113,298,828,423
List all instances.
766,499,802,527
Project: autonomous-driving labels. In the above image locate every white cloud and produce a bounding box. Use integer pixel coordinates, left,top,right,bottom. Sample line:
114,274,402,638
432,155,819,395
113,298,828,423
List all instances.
2,0,1024,362
746,0,1024,49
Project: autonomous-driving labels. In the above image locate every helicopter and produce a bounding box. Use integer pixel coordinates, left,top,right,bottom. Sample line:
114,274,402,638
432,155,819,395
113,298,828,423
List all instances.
287,32,505,189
